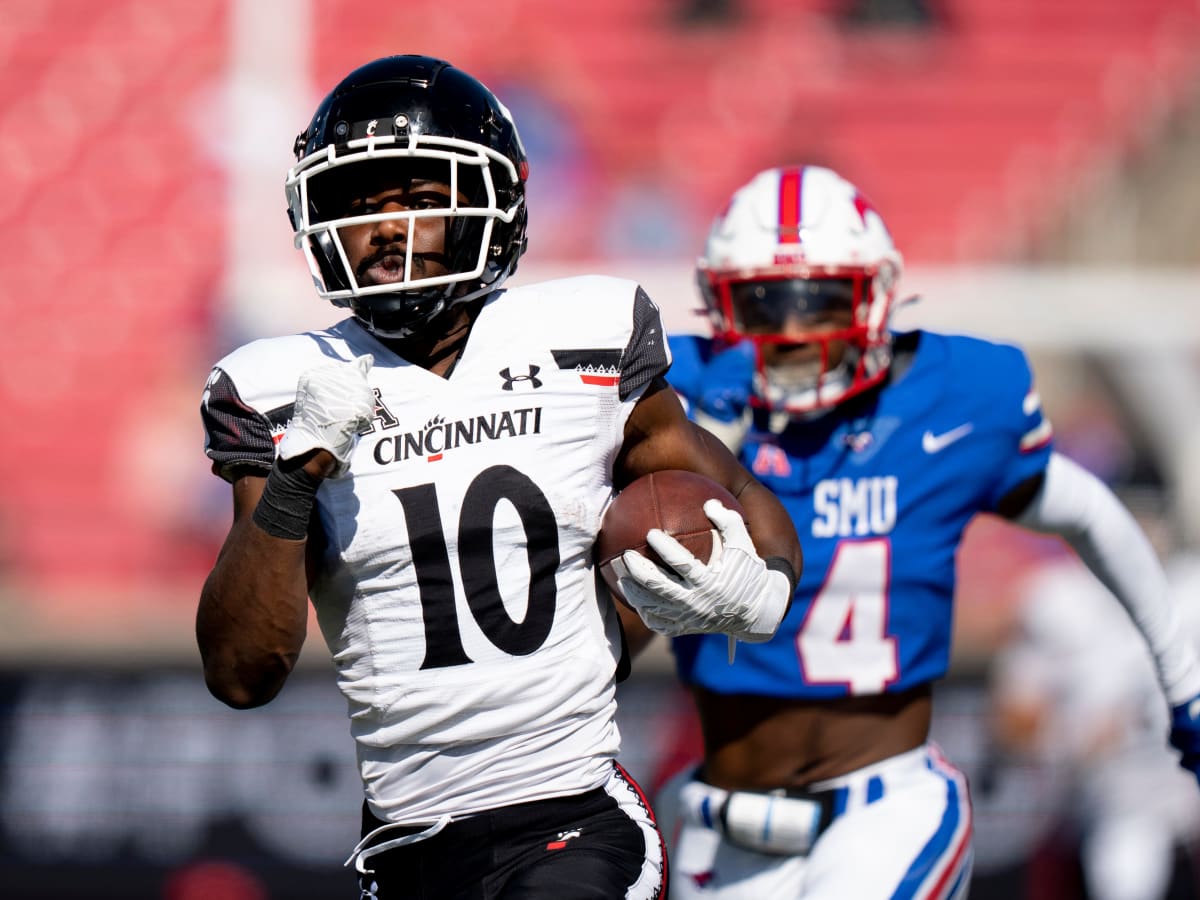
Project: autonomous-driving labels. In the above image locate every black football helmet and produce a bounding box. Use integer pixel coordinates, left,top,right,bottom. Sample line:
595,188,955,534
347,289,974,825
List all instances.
286,55,529,337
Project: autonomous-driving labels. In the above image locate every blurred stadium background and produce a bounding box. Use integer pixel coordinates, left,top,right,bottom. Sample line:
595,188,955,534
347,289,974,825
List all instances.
2,0,1200,896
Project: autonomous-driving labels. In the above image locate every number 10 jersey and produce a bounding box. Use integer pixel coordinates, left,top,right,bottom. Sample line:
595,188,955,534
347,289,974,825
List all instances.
200,276,671,823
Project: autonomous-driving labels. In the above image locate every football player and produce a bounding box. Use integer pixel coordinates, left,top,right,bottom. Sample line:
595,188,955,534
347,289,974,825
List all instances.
641,164,1200,898
195,56,801,900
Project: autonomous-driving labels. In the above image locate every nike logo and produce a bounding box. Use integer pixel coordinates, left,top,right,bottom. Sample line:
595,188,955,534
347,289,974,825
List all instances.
922,423,973,453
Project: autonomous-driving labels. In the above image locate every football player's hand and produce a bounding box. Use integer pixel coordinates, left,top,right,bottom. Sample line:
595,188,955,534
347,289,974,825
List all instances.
1169,695,1200,787
696,341,755,423
616,500,790,642
278,354,375,478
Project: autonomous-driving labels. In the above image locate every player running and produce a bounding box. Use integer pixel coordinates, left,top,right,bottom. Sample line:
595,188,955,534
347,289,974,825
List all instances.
195,56,801,900
640,164,1200,899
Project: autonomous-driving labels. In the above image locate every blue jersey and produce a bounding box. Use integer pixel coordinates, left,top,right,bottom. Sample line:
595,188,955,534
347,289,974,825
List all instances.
667,331,1053,698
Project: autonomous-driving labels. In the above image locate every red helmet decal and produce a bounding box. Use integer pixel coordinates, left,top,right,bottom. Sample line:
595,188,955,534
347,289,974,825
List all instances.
778,168,803,244
852,191,879,228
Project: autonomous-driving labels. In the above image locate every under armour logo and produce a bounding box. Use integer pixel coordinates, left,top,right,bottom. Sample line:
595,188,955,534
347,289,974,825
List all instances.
546,828,582,850
500,365,542,390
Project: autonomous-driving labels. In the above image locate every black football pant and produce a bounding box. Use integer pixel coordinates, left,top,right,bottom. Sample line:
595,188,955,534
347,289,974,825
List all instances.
355,767,666,899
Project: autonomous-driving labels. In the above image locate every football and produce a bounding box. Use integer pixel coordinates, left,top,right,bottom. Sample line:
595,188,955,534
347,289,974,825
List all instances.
596,469,746,605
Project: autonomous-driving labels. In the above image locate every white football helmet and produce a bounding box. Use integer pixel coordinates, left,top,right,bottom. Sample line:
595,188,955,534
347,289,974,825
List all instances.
697,165,903,414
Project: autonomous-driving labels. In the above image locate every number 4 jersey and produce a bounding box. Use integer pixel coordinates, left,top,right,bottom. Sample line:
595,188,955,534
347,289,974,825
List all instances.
670,330,1054,699
200,276,670,822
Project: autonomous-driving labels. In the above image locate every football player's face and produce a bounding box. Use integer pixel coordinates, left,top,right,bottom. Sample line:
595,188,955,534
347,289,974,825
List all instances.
320,162,468,286
731,278,855,375
760,310,854,389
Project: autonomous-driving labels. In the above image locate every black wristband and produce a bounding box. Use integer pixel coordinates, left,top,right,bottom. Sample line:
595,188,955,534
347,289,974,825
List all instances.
252,462,323,540
765,555,798,596
765,555,797,620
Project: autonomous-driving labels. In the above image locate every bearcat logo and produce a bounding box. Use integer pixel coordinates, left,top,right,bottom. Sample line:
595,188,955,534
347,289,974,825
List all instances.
372,408,543,465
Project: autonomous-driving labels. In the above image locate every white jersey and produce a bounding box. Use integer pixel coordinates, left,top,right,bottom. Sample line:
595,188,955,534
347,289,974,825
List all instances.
201,275,672,823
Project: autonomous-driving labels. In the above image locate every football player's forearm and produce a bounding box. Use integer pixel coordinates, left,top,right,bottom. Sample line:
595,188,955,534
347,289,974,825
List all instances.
197,521,310,709
1017,452,1200,704
686,422,803,580
736,479,804,582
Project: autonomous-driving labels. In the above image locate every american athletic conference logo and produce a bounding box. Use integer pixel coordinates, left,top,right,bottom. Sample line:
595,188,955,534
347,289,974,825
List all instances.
499,365,542,390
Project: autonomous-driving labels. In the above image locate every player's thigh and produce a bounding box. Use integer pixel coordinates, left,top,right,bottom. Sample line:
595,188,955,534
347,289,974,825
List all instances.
497,802,663,899
658,767,807,900
499,842,649,899
669,818,807,900
358,839,491,900
803,769,973,900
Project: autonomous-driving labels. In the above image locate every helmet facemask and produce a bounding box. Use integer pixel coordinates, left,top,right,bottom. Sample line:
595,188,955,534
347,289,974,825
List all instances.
286,134,524,338
702,265,895,414
697,166,903,415
285,57,530,340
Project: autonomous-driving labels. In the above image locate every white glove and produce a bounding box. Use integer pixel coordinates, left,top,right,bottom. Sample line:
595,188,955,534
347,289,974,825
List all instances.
616,499,791,642
278,354,376,478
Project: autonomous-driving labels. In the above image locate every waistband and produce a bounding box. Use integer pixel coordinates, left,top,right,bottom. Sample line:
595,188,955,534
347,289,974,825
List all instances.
361,785,613,843
349,786,615,875
686,744,939,840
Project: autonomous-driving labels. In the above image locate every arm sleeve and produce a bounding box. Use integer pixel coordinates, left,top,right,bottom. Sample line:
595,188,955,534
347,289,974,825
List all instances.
201,367,289,482
617,286,672,401
1016,451,1200,705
